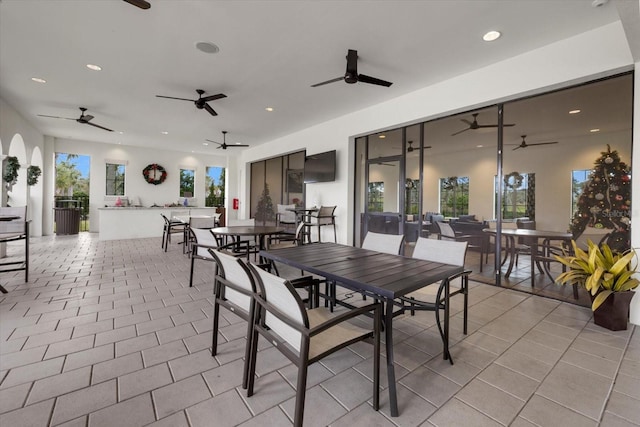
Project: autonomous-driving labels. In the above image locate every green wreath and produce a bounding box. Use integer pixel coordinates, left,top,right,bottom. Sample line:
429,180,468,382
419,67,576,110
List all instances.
142,163,167,185
504,171,524,190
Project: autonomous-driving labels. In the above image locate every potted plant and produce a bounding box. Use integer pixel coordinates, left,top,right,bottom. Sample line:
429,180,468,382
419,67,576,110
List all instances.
555,239,639,330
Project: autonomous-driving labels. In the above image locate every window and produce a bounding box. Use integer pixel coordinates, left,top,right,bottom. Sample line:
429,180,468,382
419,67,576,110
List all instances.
205,166,225,207
105,163,125,196
439,176,469,217
572,169,591,216
180,169,195,197
368,182,384,212
499,172,535,220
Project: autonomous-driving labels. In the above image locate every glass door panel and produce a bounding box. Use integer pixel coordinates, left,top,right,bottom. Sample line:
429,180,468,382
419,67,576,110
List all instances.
366,159,401,238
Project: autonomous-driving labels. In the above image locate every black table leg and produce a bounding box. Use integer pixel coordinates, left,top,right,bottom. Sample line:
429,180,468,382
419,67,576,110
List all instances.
384,299,398,417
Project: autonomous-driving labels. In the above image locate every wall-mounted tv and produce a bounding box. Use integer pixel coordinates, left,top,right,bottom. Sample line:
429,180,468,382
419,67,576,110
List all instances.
304,150,336,183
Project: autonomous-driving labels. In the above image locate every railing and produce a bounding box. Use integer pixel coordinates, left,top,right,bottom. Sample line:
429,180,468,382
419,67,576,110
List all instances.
204,195,224,207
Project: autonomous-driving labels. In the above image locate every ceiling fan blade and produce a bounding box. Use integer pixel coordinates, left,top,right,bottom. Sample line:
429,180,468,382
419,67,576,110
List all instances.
38,114,75,120
228,144,249,148
200,93,227,103
123,0,150,9
451,128,470,136
512,145,523,151
156,95,195,102
203,103,218,116
206,139,221,146
311,76,343,87
460,119,473,126
82,114,95,122
503,123,516,127
86,122,113,132
357,74,392,87
529,141,558,146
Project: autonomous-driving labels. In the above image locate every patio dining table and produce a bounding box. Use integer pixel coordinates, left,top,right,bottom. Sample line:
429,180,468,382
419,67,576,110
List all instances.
260,242,463,417
213,226,285,259
483,228,573,286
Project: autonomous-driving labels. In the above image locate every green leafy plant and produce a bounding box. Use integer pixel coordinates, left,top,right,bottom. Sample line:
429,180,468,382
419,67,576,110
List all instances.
3,156,20,185
27,165,42,186
555,240,639,311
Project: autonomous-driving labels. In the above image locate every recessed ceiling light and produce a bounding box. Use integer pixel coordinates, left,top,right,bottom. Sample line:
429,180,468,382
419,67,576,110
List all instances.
86,64,102,71
483,30,501,42
161,131,168,135
195,41,220,54
235,142,242,145
31,77,46,83
590,128,600,133
476,145,483,148
265,107,274,112
118,131,124,135
379,135,386,139
203,142,209,146
569,109,581,114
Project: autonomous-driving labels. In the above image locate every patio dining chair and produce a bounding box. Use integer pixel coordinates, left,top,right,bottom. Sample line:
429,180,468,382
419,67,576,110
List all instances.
398,237,471,364
246,263,381,427
188,227,220,287
264,221,320,308
208,249,257,390
303,205,337,243
361,230,405,255
275,203,296,233
0,206,30,292
161,213,186,252
437,221,487,272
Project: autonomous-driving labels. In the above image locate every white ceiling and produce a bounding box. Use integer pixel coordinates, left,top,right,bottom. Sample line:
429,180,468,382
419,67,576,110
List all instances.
0,0,630,155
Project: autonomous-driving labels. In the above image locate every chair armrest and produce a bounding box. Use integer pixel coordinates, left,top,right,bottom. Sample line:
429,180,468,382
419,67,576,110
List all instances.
309,302,381,336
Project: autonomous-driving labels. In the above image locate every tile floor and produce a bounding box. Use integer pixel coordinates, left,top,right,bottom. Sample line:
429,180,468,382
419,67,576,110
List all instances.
0,233,638,427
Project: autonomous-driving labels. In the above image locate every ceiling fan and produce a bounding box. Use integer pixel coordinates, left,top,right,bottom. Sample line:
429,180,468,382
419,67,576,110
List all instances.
451,113,515,136
513,135,558,150
38,107,113,132
123,0,150,9
206,131,249,150
156,89,227,116
311,49,393,88
407,141,432,152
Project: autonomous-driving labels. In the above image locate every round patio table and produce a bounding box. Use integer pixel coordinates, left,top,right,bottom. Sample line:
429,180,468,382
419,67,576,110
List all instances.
212,226,285,258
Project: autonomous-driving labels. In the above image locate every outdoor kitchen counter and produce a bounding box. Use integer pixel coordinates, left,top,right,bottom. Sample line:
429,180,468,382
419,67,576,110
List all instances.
98,207,218,240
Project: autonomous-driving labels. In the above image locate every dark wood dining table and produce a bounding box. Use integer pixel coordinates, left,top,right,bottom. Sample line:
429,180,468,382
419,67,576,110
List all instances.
483,228,572,285
260,242,464,417
212,226,285,258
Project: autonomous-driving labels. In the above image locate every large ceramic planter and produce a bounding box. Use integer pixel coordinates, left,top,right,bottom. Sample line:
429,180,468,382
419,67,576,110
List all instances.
592,291,635,331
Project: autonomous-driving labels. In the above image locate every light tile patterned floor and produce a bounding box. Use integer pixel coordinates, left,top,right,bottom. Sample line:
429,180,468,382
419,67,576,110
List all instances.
0,233,638,426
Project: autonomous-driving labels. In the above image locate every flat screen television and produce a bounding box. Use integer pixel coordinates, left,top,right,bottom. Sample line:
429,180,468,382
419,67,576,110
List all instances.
304,150,336,183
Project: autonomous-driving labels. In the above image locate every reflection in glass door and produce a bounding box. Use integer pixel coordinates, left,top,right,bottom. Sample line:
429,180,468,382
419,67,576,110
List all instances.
365,158,402,238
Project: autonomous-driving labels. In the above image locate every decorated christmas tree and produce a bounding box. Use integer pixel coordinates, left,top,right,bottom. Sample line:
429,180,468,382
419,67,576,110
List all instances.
255,183,275,224
570,145,631,252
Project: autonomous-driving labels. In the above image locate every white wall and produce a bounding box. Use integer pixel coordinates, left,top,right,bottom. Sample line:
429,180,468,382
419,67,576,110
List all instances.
52,138,229,233
239,22,636,245
0,98,45,235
